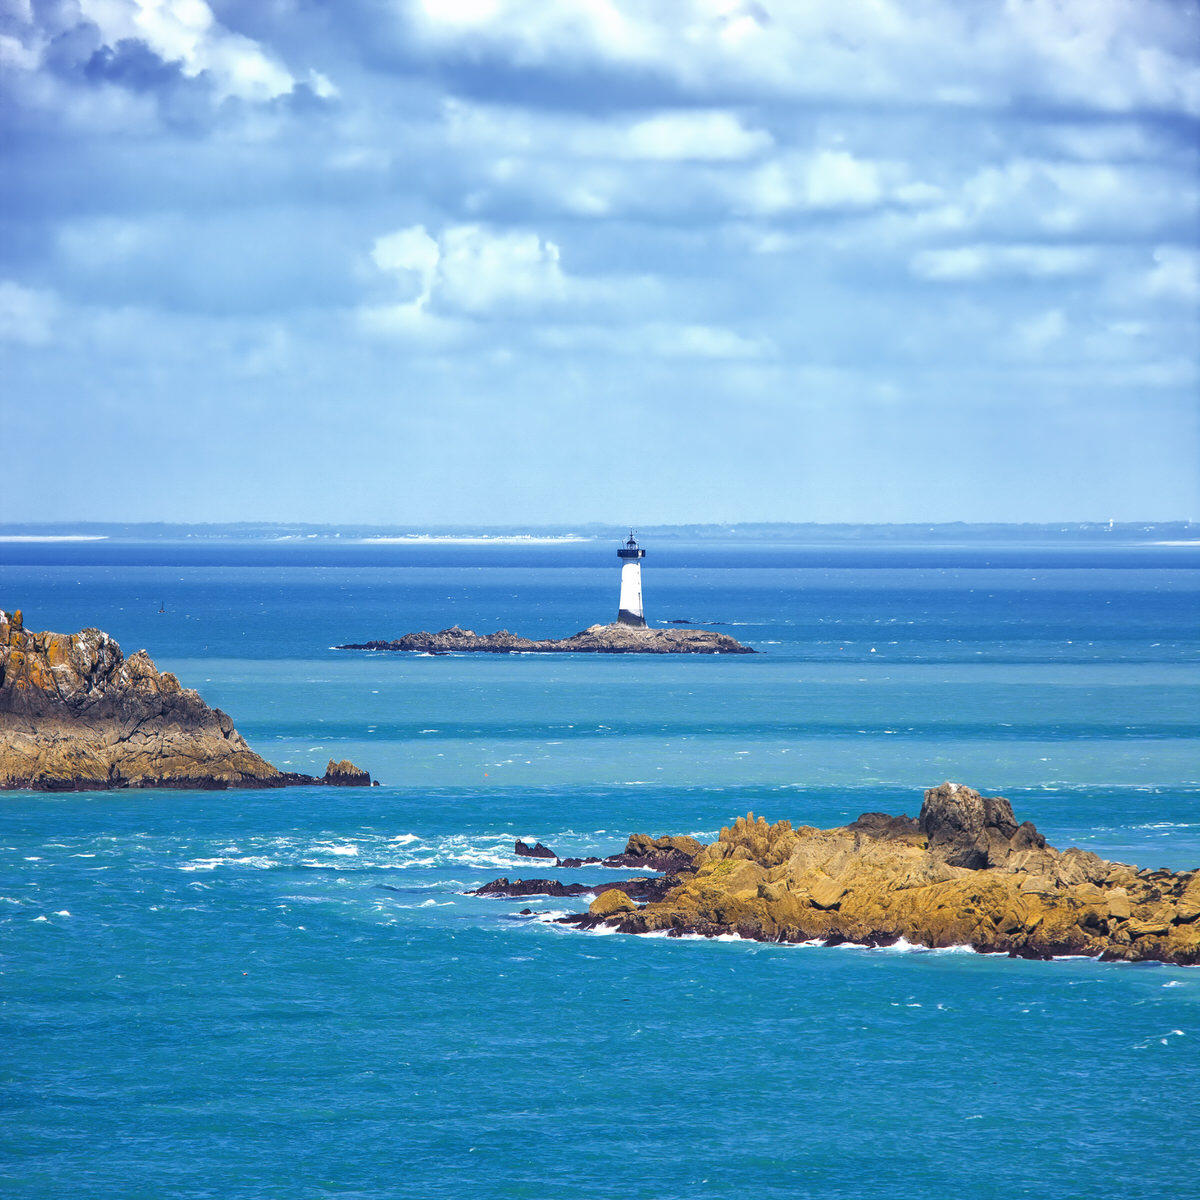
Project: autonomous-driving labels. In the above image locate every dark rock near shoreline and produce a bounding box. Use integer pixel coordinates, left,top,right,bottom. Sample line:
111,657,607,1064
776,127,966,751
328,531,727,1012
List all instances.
515,840,557,859
504,834,704,874
338,623,754,655
471,874,684,903
0,609,372,791
473,783,1200,965
469,834,708,902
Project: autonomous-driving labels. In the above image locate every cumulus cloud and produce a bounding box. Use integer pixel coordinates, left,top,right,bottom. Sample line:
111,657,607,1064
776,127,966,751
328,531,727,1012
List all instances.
368,223,567,323
76,0,297,101
1,0,321,112
1,0,1196,523
737,149,887,214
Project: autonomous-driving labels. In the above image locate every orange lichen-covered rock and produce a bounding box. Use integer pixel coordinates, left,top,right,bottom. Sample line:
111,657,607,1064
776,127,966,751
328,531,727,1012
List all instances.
563,783,1200,966
1,609,370,791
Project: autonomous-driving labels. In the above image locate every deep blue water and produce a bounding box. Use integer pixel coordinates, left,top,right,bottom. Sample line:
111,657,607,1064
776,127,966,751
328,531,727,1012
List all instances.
2,540,1198,1198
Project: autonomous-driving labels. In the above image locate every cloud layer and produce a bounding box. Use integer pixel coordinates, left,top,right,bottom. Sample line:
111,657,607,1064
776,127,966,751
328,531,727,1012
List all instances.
1,0,1197,522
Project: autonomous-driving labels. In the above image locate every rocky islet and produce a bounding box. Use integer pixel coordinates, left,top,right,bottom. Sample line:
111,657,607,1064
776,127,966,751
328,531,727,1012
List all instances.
0,609,371,791
338,623,754,654
476,783,1200,965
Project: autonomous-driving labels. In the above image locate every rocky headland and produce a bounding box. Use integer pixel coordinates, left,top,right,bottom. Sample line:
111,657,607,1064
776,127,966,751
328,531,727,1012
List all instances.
1,609,372,791
338,623,754,655
476,783,1200,965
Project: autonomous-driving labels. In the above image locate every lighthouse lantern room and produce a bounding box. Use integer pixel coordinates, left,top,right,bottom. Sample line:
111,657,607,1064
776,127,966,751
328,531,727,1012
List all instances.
616,532,647,627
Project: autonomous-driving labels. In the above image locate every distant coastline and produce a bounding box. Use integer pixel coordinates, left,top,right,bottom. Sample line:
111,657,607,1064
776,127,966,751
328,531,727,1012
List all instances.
1,520,1195,544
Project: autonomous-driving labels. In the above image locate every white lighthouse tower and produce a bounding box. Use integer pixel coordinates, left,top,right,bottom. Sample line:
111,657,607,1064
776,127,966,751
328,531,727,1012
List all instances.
616,531,646,627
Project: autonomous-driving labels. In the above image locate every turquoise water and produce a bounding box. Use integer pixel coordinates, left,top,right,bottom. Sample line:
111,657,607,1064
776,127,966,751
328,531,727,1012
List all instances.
2,542,1198,1198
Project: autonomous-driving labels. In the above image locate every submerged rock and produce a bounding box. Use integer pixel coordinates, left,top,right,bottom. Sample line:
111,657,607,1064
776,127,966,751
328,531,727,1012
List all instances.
0,609,372,791
542,783,1200,966
337,622,754,655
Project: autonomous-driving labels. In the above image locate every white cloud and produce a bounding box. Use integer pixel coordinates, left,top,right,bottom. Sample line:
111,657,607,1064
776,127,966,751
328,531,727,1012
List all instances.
404,0,1200,117
77,0,297,101
643,321,769,359
438,225,565,312
622,111,771,161
0,281,59,344
371,226,440,307
444,100,769,164
535,320,770,360
370,223,567,317
739,149,885,214
911,244,1096,282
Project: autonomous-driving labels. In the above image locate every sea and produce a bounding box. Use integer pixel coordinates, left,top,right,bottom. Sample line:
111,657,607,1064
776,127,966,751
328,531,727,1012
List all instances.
2,534,1198,1200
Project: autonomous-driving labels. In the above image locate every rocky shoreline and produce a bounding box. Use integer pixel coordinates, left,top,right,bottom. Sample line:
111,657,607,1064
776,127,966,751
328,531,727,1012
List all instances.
338,623,755,655
474,783,1200,965
1,609,372,791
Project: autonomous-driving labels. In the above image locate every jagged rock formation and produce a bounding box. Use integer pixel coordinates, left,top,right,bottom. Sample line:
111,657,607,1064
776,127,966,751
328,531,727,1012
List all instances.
534,783,1199,965
1,609,372,791
469,834,703,903
322,759,372,787
338,623,754,655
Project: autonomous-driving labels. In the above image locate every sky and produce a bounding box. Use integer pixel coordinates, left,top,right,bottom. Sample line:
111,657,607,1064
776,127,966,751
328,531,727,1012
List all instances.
1,0,1198,526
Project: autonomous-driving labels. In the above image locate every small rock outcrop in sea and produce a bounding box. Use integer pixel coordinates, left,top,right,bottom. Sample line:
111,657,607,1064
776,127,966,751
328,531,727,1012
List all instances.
0,609,373,791
468,834,705,904
338,623,754,655
474,783,1200,965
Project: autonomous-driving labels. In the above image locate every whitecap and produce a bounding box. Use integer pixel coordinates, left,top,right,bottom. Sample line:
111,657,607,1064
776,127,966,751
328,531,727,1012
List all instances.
180,855,276,872
54,910,70,917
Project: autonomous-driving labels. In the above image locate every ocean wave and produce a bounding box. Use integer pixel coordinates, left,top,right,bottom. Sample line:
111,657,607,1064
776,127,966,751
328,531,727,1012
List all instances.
171,831,538,875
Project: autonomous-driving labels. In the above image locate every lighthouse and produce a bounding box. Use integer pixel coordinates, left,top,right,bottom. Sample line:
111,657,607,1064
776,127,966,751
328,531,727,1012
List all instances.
616,531,647,627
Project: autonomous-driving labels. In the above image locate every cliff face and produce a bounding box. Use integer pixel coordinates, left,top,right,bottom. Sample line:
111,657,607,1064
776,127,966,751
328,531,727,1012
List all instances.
0,610,369,791
340,623,755,655
567,783,1200,965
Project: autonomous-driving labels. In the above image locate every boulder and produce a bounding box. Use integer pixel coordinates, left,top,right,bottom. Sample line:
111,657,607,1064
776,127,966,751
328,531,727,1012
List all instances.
590,889,638,916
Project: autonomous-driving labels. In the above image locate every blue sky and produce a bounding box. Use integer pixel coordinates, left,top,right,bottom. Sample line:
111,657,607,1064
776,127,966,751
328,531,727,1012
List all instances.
2,0,1197,525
